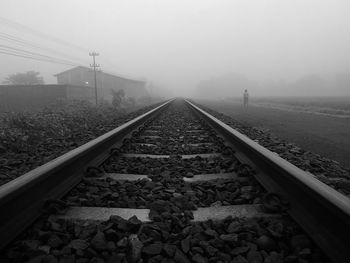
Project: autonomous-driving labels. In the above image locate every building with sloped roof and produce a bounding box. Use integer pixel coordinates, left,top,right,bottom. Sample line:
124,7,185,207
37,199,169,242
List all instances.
55,66,148,101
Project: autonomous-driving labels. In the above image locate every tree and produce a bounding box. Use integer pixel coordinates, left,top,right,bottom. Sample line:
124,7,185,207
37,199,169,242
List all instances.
111,89,125,108
124,97,136,108
2,71,44,85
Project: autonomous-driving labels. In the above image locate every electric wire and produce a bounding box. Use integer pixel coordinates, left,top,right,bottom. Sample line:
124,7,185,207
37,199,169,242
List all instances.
0,16,89,53
0,44,82,65
0,49,78,66
0,32,89,64
0,17,118,73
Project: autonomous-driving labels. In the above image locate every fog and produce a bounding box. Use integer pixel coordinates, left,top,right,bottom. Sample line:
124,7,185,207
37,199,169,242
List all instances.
1,0,350,98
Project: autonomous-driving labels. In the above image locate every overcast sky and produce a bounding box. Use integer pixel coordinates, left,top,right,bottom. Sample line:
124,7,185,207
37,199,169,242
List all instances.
1,0,350,96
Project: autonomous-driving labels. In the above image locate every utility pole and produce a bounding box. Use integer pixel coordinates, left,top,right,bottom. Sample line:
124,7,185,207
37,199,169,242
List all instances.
89,52,99,105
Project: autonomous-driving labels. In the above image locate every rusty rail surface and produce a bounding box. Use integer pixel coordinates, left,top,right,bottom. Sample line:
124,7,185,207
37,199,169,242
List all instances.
0,100,173,248
186,99,350,263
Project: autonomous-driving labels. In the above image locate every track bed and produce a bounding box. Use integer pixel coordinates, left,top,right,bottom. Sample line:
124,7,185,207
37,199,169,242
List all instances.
0,99,345,263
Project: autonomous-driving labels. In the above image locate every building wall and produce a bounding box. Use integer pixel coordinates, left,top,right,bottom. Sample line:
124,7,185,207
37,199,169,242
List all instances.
57,67,93,87
0,84,100,112
66,85,95,102
56,67,149,101
0,85,68,112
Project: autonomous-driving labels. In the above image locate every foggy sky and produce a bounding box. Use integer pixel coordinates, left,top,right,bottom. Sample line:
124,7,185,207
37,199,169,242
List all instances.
1,0,350,97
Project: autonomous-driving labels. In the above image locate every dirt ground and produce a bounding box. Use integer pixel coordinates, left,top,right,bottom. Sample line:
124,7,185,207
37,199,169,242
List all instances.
197,100,350,169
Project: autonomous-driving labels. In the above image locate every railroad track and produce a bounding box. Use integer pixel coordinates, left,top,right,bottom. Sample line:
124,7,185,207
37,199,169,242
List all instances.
0,99,349,263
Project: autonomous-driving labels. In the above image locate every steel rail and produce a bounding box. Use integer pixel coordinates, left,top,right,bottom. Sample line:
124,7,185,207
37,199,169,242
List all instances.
186,100,350,263
0,99,173,248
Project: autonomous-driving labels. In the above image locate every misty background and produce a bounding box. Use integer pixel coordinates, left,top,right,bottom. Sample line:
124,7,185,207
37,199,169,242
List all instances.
1,0,350,98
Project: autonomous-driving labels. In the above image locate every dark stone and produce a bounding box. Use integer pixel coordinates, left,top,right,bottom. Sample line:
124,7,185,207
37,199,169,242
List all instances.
43,255,58,263
106,241,116,251
149,210,162,221
38,245,51,254
47,235,63,248
128,216,142,231
192,246,204,254
208,238,225,249
204,229,217,238
227,221,240,233
105,229,119,241
68,239,89,250
218,252,231,262
186,172,194,178
84,248,98,257
264,252,283,263
22,240,40,250
219,233,238,243
143,243,163,255
163,244,177,257
149,255,164,263
207,256,219,263
206,246,218,257
109,215,125,225
128,215,142,225
128,234,143,263
161,211,172,219
256,235,276,252
145,181,156,190
184,210,194,219
247,250,263,263
91,231,107,251
116,237,128,248
192,224,203,234
162,230,170,240
89,257,104,263
149,200,170,213
173,193,183,198
231,255,248,263
199,241,209,249
192,254,208,263
168,232,181,243
117,219,130,232
126,184,138,192
59,255,75,263
231,246,249,256
149,229,162,241
174,249,191,263
181,226,192,236
181,236,191,253
60,246,72,255
107,253,126,263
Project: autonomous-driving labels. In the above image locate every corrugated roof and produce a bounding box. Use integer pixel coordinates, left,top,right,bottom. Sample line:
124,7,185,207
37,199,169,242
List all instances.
54,66,146,83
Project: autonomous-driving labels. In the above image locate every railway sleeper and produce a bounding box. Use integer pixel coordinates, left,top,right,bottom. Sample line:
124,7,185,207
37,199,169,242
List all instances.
86,172,250,183
120,153,223,159
52,204,277,222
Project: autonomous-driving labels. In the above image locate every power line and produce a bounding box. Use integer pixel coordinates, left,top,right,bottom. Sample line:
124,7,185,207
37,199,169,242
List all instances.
0,16,89,53
0,44,82,66
0,49,78,66
0,20,90,66
0,49,77,66
0,17,124,80
0,32,89,64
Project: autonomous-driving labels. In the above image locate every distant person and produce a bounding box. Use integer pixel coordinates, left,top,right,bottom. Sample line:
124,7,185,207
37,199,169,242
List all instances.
243,89,249,107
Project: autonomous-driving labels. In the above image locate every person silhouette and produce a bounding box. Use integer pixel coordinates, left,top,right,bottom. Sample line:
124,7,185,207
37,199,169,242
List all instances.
243,89,249,107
